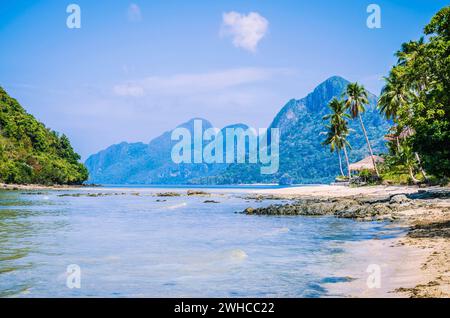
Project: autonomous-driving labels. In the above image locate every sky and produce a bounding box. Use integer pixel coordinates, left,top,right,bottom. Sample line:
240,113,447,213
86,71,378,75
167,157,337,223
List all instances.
0,0,447,159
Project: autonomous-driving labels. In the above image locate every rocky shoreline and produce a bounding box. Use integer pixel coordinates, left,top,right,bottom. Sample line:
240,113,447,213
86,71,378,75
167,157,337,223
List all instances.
242,188,450,222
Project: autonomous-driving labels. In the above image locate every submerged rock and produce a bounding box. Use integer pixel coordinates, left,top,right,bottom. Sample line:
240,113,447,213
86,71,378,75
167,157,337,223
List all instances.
244,207,254,215
156,192,181,197
187,190,210,196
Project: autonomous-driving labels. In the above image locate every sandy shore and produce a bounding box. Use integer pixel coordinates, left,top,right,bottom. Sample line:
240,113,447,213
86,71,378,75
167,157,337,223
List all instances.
252,184,422,198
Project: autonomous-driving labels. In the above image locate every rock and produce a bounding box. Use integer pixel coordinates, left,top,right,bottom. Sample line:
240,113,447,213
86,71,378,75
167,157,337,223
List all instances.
204,200,220,204
244,207,254,215
240,193,430,222
187,190,210,196
408,189,450,199
156,192,181,197
390,194,411,204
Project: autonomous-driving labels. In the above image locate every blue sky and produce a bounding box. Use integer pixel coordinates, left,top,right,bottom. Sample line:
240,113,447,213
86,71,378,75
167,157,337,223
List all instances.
0,0,447,159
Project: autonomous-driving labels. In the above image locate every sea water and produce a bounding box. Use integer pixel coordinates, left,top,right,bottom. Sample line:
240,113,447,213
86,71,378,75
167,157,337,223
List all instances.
0,188,405,297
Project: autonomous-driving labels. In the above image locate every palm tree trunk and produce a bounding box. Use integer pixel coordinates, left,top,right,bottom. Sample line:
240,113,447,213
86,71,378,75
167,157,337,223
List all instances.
337,149,344,177
414,152,428,181
343,144,351,179
407,159,419,184
358,114,380,177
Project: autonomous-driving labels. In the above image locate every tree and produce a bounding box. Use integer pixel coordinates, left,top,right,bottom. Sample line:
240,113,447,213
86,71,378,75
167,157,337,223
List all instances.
322,98,352,179
378,74,427,182
378,73,413,121
379,6,450,179
344,83,380,177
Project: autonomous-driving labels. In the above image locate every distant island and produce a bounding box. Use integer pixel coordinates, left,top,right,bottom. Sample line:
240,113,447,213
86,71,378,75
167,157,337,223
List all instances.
85,76,389,185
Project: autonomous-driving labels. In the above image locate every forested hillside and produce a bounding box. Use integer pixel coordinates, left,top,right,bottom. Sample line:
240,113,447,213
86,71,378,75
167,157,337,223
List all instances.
0,87,88,185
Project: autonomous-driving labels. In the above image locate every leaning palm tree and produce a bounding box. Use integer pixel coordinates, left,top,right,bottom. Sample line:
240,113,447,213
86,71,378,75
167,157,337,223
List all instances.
322,98,352,178
344,83,379,177
322,126,352,179
322,128,344,177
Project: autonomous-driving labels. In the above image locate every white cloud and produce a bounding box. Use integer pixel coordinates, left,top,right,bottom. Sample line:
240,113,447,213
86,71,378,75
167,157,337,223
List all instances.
127,4,142,22
113,67,286,97
221,11,269,52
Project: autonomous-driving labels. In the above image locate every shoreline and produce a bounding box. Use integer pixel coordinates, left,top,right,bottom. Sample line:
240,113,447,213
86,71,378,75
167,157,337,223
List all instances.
0,183,89,191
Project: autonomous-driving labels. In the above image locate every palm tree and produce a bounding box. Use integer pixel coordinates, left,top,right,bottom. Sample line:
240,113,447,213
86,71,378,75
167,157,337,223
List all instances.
322,98,352,179
344,83,380,177
378,75,428,181
322,128,344,177
378,75,412,121
378,74,408,156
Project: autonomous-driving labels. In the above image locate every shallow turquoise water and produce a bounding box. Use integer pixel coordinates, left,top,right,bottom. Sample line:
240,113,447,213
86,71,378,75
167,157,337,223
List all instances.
0,189,404,297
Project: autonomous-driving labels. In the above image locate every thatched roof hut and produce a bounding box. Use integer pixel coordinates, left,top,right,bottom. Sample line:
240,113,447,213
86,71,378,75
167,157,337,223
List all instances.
349,156,384,172
385,126,415,141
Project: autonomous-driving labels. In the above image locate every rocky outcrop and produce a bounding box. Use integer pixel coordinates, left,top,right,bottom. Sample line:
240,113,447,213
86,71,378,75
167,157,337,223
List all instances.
241,190,450,221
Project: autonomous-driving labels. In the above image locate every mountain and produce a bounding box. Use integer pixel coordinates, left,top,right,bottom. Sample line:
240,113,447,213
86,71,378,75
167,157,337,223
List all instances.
213,76,388,184
85,118,228,184
0,87,88,185
85,76,390,184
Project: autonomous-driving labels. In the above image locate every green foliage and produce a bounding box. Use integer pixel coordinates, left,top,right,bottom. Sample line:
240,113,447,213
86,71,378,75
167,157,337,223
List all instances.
322,98,352,152
358,169,372,180
322,97,352,177
344,83,369,119
0,87,88,185
378,6,450,179
351,169,382,185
